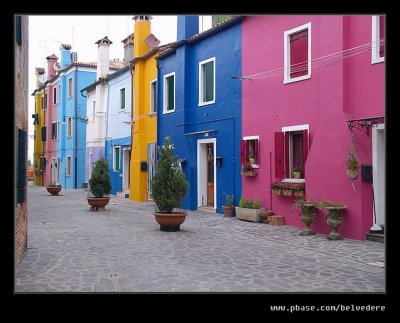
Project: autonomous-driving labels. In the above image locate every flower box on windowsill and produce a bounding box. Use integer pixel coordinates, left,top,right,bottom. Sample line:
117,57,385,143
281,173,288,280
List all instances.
272,188,282,195
241,170,258,177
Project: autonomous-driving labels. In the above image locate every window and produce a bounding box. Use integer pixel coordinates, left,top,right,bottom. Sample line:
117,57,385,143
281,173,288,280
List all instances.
57,121,60,140
120,88,126,111
240,136,260,168
163,72,175,113
44,93,47,109
92,101,96,123
16,16,21,46
58,85,61,103
284,22,311,84
199,57,215,105
67,117,72,137
113,146,120,171
275,125,309,180
68,78,72,96
67,156,71,176
51,122,57,140
150,79,157,114
41,126,47,142
41,96,44,110
34,130,36,141
16,128,26,204
53,87,57,104
372,15,385,64
40,156,46,172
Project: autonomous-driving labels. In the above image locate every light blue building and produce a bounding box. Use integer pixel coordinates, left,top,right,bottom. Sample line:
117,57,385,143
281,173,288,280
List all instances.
156,16,242,213
57,44,97,189
104,65,132,195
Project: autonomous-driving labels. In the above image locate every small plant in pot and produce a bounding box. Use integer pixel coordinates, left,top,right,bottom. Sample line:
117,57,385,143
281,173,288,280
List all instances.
293,166,302,179
46,180,62,196
222,193,235,217
87,158,112,211
151,137,189,232
293,198,316,236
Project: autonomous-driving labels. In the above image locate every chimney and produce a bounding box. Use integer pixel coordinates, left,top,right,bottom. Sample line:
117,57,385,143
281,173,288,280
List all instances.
177,16,199,41
35,67,45,87
133,15,152,58
95,36,112,79
60,44,72,69
121,33,134,66
46,54,58,80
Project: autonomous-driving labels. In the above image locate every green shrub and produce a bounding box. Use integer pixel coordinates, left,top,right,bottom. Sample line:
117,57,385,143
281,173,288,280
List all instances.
89,158,112,198
253,197,260,209
223,193,234,207
151,137,189,213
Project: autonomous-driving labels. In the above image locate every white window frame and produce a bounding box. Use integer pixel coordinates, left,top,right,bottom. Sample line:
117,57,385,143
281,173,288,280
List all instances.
150,79,157,114
57,84,61,103
243,135,260,168
199,57,216,106
68,77,73,97
284,22,312,84
92,101,96,123
113,146,121,172
67,117,72,137
119,86,126,111
281,124,309,183
371,15,385,64
66,156,71,176
163,72,175,114
51,121,57,140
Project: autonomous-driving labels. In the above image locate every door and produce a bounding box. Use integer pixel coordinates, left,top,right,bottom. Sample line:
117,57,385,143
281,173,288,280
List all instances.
123,148,131,190
147,143,157,196
372,124,385,229
206,143,214,206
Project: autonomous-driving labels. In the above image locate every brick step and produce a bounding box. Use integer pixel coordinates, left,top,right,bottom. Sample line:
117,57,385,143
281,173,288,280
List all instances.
366,233,384,243
267,215,285,226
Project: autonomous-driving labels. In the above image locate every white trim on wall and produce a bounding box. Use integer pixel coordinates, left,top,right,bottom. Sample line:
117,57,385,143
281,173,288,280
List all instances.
283,22,312,84
163,72,175,114
150,78,157,114
371,15,385,64
197,138,217,210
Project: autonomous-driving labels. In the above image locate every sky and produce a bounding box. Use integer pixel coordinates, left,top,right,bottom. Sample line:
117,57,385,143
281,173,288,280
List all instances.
28,15,212,162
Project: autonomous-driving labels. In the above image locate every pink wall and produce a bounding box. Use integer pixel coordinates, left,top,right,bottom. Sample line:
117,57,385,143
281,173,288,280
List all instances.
242,16,384,240
44,81,58,186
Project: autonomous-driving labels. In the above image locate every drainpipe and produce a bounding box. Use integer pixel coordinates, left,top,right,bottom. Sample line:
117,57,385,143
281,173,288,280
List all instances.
74,66,78,189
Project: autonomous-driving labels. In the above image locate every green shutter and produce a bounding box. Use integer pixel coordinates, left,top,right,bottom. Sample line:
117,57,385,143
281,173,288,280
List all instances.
205,61,214,102
115,147,120,171
168,75,174,110
17,128,26,204
120,88,125,110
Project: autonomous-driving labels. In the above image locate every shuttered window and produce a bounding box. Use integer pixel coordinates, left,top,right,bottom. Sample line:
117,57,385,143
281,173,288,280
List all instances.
120,88,126,110
150,80,157,114
16,128,26,204
274,128,309,179
240,137,260,168
163,73,175,113
199,58,215,105
67,156,71,176
290,30,308,78
51,122,57,140
67,117,72,137
41,126,47,142
147,142,157,194
113,146,120,171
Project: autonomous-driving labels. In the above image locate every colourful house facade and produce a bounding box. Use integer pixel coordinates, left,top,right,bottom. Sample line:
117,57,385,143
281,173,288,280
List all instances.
56,44,97,189
130,15,165,202
241,15,384,240
156,16,243,213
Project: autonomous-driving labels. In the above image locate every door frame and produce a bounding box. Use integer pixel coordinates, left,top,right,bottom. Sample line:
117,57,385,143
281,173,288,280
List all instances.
197,138,216,209
123,147,131,191
372,123,385,229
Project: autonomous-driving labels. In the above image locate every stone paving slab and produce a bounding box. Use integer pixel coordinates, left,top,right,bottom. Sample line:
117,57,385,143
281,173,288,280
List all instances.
15,183,385,293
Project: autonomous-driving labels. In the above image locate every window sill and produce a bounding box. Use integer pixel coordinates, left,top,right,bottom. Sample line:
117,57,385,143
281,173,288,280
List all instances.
163,109,175,114
241,170,258,177
371,57,384,64
281,178,305,183
146,112,157,117
198,100,215,107
283,74,311,84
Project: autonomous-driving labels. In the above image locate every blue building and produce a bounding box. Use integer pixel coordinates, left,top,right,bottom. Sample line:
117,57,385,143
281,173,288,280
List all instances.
57,44,97,189
156,16,242,213
104,64,132,195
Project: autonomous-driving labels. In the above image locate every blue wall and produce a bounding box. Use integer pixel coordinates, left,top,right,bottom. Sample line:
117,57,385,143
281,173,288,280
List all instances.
57,67,96,189
157,20,242,213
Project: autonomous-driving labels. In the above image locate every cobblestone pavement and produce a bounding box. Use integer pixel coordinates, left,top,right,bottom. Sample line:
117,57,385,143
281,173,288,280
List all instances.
15,183,385,293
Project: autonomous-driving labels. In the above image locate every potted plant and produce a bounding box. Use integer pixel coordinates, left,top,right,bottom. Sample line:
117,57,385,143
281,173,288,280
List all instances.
235,196,264,222
87,158,112,211
293,166,302,179
46,180,62,196
249,153,256,165
316,200,347,240
151,137,189,232
346,147,359,180
271,181,282,195
222,193,235,217
293,199,316,236
241,161,257,176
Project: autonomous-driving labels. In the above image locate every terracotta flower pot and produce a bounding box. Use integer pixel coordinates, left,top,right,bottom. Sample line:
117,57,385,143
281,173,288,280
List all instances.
87,197,111,211
223,205,235,217
46,186,62,196
154,212,187,232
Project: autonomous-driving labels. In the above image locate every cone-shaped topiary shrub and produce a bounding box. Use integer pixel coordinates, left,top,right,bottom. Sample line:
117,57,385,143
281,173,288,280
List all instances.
151,137,189,213
89,158,112,198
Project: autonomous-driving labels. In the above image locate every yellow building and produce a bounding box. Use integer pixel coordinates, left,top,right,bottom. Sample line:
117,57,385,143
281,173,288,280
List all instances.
32,69,46,186
130,15,166,202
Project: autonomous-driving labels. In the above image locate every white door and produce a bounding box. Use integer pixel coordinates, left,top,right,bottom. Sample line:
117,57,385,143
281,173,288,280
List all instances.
372,124,385,229
197,138,216,209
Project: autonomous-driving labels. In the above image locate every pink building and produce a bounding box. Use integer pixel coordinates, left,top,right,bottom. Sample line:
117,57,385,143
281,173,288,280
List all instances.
43,54,61,186
241,15,384,240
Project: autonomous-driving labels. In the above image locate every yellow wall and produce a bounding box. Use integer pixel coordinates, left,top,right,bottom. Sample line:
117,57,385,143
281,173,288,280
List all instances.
130,18,158,202
33,91,44,186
